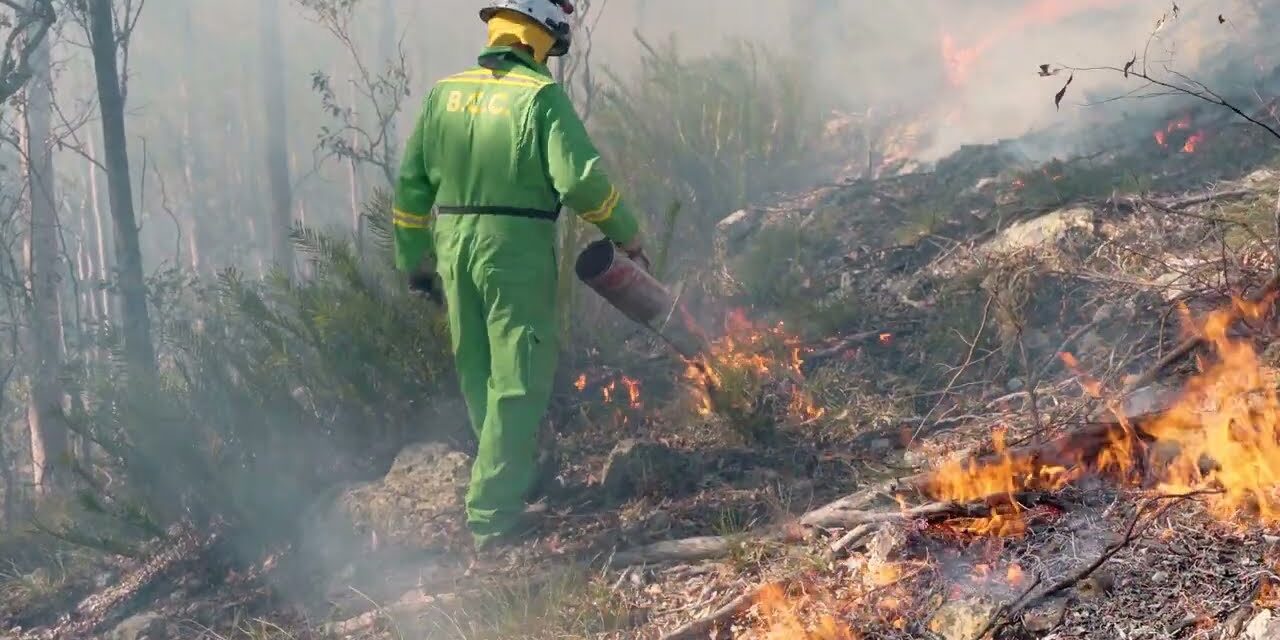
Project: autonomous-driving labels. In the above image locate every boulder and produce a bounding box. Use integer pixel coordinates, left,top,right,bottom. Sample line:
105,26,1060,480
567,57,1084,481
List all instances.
984,207,1095,255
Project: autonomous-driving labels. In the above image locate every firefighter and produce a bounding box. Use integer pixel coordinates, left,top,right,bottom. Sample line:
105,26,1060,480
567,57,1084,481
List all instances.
392,0,649,549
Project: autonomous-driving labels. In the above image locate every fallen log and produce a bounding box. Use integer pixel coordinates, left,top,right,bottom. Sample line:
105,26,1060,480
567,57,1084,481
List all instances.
608,535,761,569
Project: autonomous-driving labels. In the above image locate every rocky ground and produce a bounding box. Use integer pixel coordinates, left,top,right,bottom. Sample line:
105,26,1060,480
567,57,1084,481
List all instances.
8,99,1280,640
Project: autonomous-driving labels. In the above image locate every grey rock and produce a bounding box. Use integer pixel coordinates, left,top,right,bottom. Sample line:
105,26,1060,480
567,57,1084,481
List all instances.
108,613,164,640
862,525,910,587
928,598,999,640
1118,384,1179,420
715,208,765,254
329,442,473,550
1022,597,1068,633
1246,609,1280,640
985,207,1095,254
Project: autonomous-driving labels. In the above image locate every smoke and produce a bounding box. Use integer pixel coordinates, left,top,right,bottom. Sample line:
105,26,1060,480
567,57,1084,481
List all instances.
31,0,1273,277
580,0,1261,160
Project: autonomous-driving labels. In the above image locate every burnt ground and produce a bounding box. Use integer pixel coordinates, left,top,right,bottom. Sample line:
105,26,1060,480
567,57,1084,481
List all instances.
9,100,1280,640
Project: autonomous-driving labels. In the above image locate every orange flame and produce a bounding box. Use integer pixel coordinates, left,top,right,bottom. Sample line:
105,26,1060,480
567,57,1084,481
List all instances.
940,0,1128,86
756,584,858,639
1153,115,1204,153
573,374,587,391
621,375,642,409
682,309,825,422
925,295,1280,535
1182,131,1205,153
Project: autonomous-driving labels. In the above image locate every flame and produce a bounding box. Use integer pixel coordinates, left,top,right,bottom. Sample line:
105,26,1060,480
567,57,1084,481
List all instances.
756,585,858,640
940,33,982,86
924,295,1280,535
573,374,587,391
875,117,927,174
879,333,893,345
621,375,642,409
940,0,1127,86
682,309,825,422
1006,562,1025,586
1141,297,1280,518
1182,131,1205,153
1153,115,1205,153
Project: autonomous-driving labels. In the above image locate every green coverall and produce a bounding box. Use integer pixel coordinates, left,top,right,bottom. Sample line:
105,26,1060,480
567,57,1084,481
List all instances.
393,45,642,545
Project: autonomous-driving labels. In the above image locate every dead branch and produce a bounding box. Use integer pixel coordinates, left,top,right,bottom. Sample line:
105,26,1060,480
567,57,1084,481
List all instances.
802,329,896,366
607,535,765,569
801,495,995,530
972,492,1201,640
826,523,876,559
658,581,777,640
1112,268,1280,399
1156,188,1257,211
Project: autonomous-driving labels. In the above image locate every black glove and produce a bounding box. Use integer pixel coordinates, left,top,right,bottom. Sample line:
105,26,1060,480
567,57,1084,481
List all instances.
619,243,651,273
409,270,443,305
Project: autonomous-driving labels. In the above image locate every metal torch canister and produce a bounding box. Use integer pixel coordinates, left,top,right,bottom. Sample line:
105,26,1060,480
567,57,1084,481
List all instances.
574,239,709,359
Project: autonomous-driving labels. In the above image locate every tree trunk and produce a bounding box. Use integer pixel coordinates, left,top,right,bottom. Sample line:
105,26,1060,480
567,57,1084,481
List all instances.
346,69,363,246
260,0,295,278
21,4,68,497
87,0,155,371
178,2,205,274
379,0,398,172
85,134,113,326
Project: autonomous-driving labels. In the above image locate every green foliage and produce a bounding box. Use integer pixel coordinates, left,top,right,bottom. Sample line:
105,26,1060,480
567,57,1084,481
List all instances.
61,193,455,557
592,36,824,260
727,225,838,324
417,570,635,639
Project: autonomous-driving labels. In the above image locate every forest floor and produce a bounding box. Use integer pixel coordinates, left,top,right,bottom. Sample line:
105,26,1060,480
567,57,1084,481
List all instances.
9,104,1280,640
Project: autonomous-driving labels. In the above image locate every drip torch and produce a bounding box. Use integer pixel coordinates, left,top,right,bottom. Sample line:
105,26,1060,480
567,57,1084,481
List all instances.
574,239,710,360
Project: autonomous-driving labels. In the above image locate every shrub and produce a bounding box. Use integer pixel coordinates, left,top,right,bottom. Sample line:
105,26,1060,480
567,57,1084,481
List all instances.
590,36,825,265
59,192,456,558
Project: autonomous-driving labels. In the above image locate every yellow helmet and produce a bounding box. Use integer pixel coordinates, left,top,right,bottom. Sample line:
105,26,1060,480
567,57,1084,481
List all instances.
480,0,574,57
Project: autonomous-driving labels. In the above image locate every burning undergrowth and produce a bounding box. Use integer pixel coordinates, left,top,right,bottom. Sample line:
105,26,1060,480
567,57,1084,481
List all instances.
568,307,827,445
924,294,1280,528
681,310,826,439
727,291,1280,638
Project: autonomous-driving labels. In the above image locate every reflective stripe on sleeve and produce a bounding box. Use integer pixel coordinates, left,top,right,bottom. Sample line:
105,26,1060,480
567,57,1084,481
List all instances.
579,187,620,224
393,208,433,229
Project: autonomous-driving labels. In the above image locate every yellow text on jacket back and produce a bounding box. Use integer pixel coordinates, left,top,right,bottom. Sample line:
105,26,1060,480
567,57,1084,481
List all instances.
445,90,509,116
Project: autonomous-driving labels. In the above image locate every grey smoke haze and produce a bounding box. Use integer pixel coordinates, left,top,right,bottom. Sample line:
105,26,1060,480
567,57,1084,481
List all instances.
36,0,1265,273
